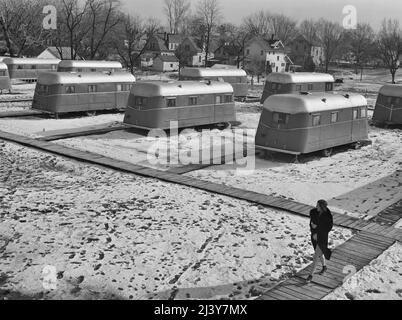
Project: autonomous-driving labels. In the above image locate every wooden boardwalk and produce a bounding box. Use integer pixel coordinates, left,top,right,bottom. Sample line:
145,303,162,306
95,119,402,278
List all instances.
0,109,45,118
0,130,401,241
37,123,131,141
373,198,402,227
0,129,402,300
0,98,33,103
259,230,397,300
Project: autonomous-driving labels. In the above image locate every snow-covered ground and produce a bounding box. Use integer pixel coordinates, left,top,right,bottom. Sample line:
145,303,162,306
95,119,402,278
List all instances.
0,141,352,300
0,114,124,138
0,81,35,101
323,242,402,300
0,72,401,300
188,111,402,220
0,103,401,220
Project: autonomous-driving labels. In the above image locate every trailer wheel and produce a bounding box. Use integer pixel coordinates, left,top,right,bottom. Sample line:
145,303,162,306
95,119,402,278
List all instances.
87,111,96,117
353,142,362,150
322,148,333,157
216,122,231,130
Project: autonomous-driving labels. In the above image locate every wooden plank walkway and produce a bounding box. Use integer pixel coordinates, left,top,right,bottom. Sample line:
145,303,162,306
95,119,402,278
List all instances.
258,230,397,300
36,123,131,141
373,198,402,227
1,129,402,300
0,109,44,118
1,130,402,243
0,98,33,103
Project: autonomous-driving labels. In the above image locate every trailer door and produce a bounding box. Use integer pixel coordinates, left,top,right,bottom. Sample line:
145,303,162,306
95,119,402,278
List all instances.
214,95,224,123
351,107,360,141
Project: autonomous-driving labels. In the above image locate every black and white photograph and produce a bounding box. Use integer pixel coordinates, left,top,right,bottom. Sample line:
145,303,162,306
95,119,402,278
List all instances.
0,0,401,307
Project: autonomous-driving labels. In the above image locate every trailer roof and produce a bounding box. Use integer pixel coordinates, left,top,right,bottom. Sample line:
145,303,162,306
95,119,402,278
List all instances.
180,67,247,78
264,92,367,114
266,72,335,84
37,72,135,85
0,62,8,70
131,80,234,97
58,60,123,69
379,84,402,97
3,58,61,65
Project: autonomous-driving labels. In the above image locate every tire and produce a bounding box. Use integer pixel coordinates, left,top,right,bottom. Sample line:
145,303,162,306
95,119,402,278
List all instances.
322,148,333,157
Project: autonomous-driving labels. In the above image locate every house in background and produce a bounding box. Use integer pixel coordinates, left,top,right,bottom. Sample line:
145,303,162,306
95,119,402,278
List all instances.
37,46,82,60
213,41,243,67
176,37,214,67
244,35,292,74
143,33,183,68
289,35,324,70
152,55,179,72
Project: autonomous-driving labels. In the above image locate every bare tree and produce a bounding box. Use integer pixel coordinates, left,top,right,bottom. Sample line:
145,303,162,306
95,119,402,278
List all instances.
164,0,191,34
245,54,265,84
55,0,91,59
0,0,47,56
347,23,374,78
298,19,319,44
112,14,161,74
269,14,297,45
243,10,295,44
217,23,250,68
243,10,271,37
84,0,122,59
315,19,344,73
377,19,402,84
196,0,221,67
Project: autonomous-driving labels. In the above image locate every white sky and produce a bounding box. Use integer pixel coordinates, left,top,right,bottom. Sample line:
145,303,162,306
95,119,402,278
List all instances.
120,0,402,30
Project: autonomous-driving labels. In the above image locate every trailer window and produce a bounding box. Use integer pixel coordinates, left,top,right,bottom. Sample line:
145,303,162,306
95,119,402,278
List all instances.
189,96,198,105
272,112,289,124
271,83,277,90
352,109,359,120
215,95,222,104
167,98,176,107
361,107,367,118
65,86,75,94
88,85,97,93
17,65,23,70
31,65,37,69
308,83,313,91
296,85,302,91
224,94,232,103
330,112,339,123
325,82,333,91
116,84,122,91
0,71,5,76
123,84,131,91
90,68,97,72
312,114,321,126
135,97,147,107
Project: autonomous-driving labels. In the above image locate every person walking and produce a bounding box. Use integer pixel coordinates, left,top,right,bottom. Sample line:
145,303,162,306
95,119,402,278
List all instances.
307,199,333,283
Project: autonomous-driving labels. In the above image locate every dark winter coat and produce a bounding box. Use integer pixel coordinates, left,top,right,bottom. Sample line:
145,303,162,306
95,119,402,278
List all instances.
309,208,333,260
